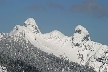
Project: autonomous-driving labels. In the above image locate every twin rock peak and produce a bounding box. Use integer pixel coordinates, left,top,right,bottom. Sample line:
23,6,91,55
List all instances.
12,18,91,42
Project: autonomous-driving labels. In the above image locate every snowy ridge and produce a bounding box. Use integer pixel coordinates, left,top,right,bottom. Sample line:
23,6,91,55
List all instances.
2,18,108,72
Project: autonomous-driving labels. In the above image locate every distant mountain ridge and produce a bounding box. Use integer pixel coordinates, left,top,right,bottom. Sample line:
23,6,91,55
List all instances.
0,18,108,72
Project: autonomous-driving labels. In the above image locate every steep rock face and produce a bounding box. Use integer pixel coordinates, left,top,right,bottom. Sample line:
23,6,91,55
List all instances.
24,18,40,34
10,18,40,36
72,25,91,46
85,43,108,72
70,25,108,71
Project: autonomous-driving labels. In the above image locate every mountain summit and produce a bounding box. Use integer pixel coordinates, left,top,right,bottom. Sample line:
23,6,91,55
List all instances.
24,18,40,33
1,18,108,72
72,25,91,46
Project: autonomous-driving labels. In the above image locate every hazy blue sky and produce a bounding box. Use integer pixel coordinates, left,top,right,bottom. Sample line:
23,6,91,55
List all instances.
0,0,108,45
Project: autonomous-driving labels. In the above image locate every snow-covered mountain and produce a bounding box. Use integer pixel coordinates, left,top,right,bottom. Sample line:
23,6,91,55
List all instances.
1,18,108,72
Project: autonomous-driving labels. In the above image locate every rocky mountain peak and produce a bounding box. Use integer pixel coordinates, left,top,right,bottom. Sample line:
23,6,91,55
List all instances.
72,25,91,46
24,18,40,33
74,25,89,35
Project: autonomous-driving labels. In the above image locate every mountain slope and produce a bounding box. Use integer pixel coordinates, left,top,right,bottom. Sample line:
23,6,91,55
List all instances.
0,33,95,72
1,18,108,72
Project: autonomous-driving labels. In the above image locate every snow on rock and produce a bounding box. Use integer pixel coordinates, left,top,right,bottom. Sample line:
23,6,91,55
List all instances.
24,18,40,33
0,65,7,72
43,30,66,42
69,25,92,65
72,25,91,46
10,25,21,34
8,18,108,72
0,33,3,39
86,44,108,72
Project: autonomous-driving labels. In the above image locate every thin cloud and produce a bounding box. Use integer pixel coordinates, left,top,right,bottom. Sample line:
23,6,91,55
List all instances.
70,0,108,18
48,2,65,11
27,4,46,12
27,2,65,12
